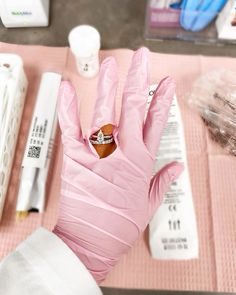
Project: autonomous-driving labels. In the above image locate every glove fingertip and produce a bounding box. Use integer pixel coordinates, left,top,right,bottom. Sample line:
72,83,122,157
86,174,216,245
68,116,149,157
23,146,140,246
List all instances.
165,161,184,182
149,162,184,212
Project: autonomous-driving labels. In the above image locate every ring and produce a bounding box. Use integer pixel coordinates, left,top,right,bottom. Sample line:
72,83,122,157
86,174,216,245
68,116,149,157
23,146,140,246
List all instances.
90,134,113,139
90,138,114,145
90,129,114,145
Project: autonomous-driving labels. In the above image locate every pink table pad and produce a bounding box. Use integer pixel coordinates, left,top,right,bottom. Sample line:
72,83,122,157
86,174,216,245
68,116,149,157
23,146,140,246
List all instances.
0,42,235,292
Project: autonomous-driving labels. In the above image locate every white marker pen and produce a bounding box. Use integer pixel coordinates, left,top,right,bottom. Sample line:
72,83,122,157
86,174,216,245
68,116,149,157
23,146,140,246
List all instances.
16,167,37,219
30,112,58,212
16,72,61,219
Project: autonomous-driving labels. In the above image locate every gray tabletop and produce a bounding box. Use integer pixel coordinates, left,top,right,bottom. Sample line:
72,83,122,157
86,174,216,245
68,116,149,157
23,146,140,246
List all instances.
0,0,235,294
0,0,236,57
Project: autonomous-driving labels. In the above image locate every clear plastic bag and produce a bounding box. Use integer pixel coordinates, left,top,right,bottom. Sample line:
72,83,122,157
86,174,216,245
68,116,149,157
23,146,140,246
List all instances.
188,69,236,156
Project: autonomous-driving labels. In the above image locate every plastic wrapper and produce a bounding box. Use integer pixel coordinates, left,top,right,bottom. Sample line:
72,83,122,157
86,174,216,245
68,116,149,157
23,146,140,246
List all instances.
188,69,236,156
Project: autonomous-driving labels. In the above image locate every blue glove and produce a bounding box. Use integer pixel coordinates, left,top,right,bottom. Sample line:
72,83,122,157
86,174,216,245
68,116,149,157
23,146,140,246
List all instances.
180,0,227,31
170,1,182,9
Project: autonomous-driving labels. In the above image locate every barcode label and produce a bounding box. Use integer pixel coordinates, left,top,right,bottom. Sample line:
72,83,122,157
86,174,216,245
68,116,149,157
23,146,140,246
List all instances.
27,146,41,159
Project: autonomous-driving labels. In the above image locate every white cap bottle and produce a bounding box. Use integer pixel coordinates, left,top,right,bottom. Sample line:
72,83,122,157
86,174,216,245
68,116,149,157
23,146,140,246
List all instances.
68,25,101,78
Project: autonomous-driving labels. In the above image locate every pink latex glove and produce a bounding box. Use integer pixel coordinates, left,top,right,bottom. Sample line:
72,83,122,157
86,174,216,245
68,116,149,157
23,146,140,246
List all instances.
53,48,183,283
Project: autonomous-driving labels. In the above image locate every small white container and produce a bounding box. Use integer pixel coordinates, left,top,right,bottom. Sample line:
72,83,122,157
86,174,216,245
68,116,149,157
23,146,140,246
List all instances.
68,25,101,78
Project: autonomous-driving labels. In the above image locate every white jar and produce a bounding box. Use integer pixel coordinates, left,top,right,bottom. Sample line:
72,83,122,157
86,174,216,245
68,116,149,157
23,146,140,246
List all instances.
68,25,101,78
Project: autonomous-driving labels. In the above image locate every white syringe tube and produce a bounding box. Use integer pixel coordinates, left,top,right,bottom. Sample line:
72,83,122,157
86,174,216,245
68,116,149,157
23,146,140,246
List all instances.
16,72,61,218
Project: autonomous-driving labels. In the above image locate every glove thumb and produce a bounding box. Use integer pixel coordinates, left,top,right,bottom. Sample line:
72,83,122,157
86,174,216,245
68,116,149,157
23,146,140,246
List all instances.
149,162,184,214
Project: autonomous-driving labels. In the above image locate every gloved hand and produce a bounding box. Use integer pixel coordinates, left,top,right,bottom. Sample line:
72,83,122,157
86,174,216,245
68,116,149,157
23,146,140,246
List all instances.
53,47,183,283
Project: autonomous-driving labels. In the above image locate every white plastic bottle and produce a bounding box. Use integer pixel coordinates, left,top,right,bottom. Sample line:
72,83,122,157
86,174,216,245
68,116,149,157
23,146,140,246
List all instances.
68,25,101,78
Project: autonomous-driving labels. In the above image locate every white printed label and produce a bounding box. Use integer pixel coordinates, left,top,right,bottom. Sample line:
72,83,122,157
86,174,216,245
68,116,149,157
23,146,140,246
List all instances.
148,84,199,260
76,53,99,78
23,73,61,169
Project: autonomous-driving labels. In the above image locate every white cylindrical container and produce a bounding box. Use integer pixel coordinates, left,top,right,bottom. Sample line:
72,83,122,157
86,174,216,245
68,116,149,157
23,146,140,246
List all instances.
68,25,101,78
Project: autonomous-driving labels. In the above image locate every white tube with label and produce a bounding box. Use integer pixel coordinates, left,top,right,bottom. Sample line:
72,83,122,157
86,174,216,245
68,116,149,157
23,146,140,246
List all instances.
30,112,58,212
16,72,61,215
148,84,199,260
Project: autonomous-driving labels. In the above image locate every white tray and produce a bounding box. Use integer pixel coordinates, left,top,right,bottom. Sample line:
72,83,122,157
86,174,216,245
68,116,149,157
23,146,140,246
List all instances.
0,54,28,220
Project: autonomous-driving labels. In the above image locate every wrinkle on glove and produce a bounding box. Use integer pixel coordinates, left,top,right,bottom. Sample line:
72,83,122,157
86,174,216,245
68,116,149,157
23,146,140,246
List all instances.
53,48,183,283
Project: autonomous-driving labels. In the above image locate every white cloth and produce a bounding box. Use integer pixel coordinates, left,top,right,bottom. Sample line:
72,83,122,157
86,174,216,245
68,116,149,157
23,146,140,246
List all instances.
0,228,102,295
